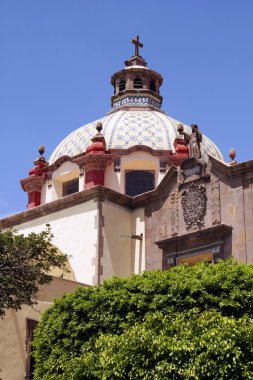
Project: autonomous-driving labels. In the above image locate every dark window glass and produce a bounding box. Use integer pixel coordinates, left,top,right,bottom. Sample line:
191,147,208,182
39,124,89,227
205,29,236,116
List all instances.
62,178,79,197
119,79,126,93
133,77,143,89
125,170,155,196
150,80,156,92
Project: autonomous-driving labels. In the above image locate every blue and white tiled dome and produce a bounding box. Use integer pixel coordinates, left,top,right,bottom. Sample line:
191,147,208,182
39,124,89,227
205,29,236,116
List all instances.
49,110,223,164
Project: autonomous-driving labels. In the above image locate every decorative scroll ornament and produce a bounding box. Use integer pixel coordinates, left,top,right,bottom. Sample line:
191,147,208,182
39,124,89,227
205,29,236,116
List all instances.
181,183,207,228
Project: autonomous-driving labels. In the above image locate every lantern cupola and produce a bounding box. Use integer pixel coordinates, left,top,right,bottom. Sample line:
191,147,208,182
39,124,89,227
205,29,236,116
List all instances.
111,36,163,111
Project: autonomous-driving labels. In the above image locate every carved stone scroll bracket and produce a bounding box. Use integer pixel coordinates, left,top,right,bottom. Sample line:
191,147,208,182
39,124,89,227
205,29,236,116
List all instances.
211,173,221,225
181,183,207,229
178,157,210,187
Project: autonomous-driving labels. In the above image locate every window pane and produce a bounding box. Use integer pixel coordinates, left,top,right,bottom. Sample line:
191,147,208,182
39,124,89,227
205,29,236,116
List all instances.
62,179,79,197
179,252,213,266
125,170,154,196
150,80,156,92
119,79,126,92
133,77,143,89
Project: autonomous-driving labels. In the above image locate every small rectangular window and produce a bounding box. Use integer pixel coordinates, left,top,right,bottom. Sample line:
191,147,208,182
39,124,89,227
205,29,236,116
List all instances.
62,178,79,197
178,252,213,266
125,170,155,196
133,77,143,89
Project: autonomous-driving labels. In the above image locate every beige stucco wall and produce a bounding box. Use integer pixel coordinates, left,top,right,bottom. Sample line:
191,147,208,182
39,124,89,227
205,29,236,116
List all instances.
0,277,87,380
132,208,146,274
102,201,133,281
101,202,146,283
104,164,121,193
15,201,98,285
41,161,81,204
40,180,48,204
51,161,80,201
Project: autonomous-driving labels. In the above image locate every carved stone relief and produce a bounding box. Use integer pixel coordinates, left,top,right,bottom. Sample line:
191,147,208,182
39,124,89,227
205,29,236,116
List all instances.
171,192,179,235
178,157,209,185
157,223,167,239
211,173,221,225
181,183,207,229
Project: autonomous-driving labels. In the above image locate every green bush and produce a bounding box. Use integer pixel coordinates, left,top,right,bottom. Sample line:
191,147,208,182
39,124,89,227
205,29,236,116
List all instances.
33,259,253,379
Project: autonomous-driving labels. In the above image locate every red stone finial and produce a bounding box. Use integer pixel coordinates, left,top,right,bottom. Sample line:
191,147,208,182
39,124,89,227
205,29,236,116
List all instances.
29,145,48,176
38,144,45,156
177,123,184,134
167,124,189,166
86,122,106,154
81,122,110,189
96,121,102,134
174,124,189,155
34,145,47,166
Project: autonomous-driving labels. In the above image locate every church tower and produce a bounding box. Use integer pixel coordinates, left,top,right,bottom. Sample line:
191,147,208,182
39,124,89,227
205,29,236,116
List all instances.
2,36,252,281
1,37,253,380
2,37,229,287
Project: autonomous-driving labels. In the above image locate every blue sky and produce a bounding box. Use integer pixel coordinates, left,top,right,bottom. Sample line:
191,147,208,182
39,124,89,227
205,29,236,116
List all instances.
1,0,253,217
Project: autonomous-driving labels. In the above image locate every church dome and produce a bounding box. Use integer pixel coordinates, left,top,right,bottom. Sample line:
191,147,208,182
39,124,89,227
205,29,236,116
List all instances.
49,36,223,164
49,110,223,164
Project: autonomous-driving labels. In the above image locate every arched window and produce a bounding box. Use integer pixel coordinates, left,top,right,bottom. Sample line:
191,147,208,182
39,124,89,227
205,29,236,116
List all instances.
119,79,126,93
133,77,143,89
150,80,156,92
125,170,155,196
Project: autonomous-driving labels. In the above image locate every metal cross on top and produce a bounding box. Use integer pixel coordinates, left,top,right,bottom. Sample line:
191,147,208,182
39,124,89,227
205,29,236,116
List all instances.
131,35,143,56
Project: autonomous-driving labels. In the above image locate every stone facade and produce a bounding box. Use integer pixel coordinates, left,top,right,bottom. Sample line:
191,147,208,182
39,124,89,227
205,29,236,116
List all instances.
145,156,253,269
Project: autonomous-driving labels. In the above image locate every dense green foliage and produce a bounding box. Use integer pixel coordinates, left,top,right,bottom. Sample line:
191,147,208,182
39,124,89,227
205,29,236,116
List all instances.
0,225,68,316
33,259,253,379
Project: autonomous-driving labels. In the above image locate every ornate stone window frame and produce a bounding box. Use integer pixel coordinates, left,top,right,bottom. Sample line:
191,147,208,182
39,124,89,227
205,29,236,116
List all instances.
155,224,232,270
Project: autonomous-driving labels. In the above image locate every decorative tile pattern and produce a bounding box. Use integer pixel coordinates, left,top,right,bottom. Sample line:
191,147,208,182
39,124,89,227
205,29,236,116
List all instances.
112,95,162,109
49,110,224,164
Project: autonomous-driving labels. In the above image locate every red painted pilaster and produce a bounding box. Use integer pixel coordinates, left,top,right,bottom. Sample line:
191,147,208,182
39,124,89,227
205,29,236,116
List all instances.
27,191,41,209
21,175,46,209
85,170,105,188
